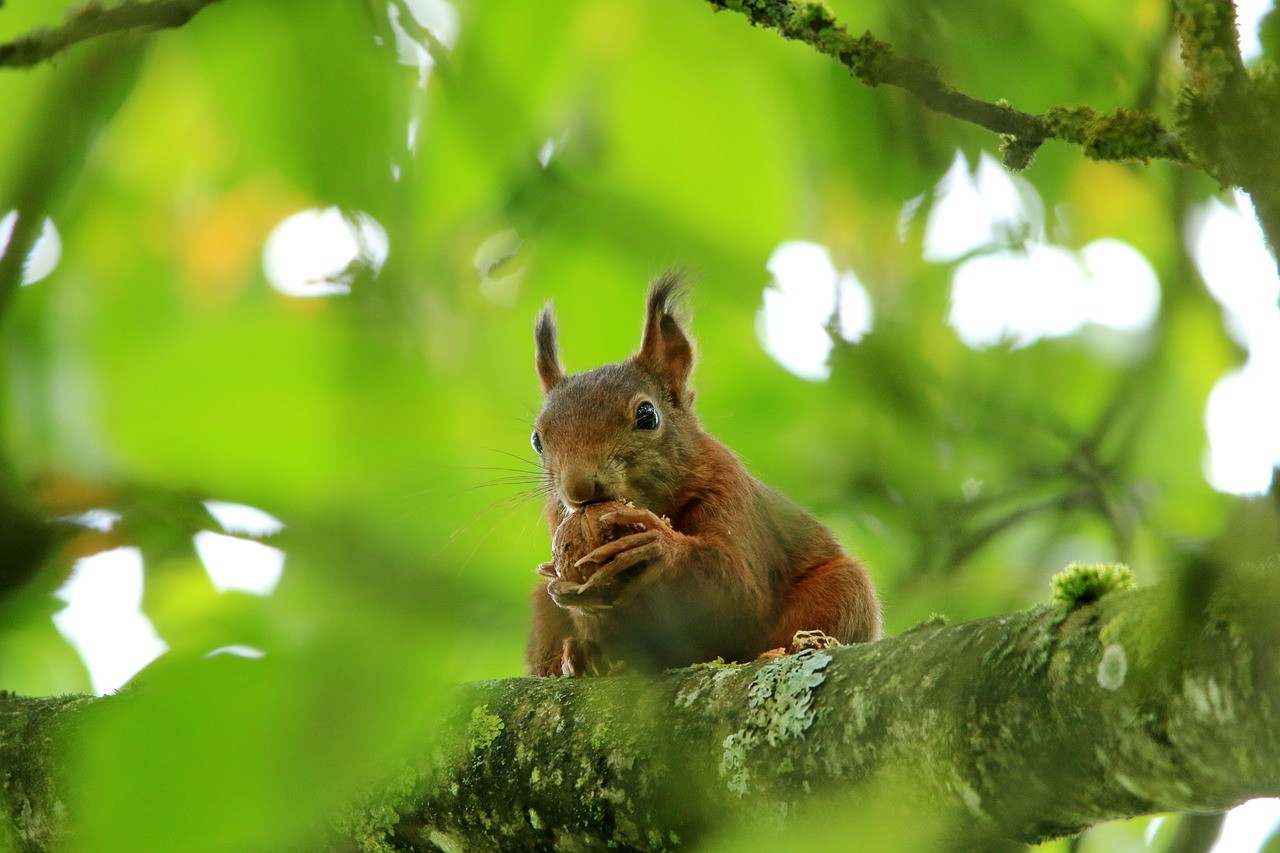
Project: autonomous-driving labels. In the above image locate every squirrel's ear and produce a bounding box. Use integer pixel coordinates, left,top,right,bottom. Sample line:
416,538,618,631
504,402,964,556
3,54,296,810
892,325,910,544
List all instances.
637,271,695,404
535,304,566,393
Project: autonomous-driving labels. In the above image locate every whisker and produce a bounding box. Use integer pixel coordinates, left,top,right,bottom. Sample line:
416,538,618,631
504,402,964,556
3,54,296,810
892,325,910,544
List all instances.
428,487,548,569
389,475,548,526
396,439,555,568
395,478,540,505
478,447,543,468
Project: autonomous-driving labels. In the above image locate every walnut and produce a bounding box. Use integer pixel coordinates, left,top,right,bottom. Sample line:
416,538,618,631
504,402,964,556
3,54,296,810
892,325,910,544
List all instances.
551,499,639,583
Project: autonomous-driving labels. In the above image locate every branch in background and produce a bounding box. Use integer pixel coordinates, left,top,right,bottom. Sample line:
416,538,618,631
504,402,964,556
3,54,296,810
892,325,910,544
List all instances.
0,0,220,69
1173,0,1280,267
707,0,1280,266
705,0,1190,171
1164,812,1226,853
1173,0,1248,100
0,38,147,315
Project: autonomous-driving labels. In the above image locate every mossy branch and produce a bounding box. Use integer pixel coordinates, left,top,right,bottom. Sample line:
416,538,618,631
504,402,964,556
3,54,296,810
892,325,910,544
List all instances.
707,0,1280,266
4,561,1279,851
1172,0,1280,266
0,0,220,69
705,0,1189,170
1173,0,1249,99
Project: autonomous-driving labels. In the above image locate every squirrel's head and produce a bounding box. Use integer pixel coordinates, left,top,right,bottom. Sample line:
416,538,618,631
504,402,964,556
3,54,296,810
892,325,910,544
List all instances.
531,272,701,516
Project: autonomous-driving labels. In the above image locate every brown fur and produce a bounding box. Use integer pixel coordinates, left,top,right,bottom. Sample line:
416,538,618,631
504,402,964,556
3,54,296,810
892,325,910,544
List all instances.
526,274,881,675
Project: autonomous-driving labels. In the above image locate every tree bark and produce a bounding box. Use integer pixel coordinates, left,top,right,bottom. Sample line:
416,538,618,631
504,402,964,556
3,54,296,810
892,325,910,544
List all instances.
3,562,1278,851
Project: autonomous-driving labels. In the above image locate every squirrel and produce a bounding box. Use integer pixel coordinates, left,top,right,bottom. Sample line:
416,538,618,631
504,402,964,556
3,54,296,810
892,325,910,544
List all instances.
525,272,881,677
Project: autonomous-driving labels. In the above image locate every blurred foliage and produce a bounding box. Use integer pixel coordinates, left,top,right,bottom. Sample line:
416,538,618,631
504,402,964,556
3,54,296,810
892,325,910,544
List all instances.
0,0,1276,849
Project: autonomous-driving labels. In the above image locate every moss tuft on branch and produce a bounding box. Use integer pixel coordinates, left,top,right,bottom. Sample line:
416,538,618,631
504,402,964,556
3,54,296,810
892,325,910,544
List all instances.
1050,561,1137,607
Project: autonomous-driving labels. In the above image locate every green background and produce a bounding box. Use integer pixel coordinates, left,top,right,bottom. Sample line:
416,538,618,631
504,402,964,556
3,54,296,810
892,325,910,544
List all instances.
1,0,1275,849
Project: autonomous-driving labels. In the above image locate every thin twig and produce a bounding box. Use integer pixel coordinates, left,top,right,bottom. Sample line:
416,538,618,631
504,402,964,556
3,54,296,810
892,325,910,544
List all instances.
0,0,221,69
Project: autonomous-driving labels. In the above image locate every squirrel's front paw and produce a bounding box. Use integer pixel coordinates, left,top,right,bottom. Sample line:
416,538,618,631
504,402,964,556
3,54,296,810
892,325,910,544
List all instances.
790,629,842,651
756,630,844,661
547,577,614,611
572,508,681,598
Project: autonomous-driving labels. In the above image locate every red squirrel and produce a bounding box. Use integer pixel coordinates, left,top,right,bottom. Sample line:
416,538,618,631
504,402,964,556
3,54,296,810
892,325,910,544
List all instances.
525,273,881,676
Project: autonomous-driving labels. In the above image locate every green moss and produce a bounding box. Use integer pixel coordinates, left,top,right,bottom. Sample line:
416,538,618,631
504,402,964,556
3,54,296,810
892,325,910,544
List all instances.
1175,0,1238,95
1044,105,1181,162
1090,109,1171,160
999,133,1040,171
789,0,835,32
1026,607,1068,672
979,605,1066,676
0,693,94,850
467,705,505,755
331,761,421,853
904,612,950,634
1051,561,1137,607
1044,104,1096,144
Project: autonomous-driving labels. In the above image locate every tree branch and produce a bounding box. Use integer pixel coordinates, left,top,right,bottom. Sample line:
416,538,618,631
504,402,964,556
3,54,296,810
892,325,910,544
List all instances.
705,0,1280,266
1172,0,1280,269
0,0,220,69
4,561,1277,851
0,38,147,317
704,0,1190,170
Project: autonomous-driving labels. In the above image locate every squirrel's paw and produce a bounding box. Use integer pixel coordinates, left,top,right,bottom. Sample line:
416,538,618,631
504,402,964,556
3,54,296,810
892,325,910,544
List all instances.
756,630,844,661
547,577,614,611
790,629,843,651
572,507,680,584
574,528,662,572
560,637,607,677
597,506,671,533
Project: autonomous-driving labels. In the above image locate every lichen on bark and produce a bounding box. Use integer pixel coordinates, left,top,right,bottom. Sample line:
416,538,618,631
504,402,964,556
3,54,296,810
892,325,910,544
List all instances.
720,649,832,796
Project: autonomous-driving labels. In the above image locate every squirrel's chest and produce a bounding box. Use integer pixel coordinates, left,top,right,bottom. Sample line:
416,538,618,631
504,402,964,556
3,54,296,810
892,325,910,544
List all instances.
575,592,763,668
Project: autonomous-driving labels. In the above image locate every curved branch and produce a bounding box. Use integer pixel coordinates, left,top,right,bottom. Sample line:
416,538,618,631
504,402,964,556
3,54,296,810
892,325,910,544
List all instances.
369,565,1279,850
705,0,1189,170
707,0,1280,264
0,0,221,69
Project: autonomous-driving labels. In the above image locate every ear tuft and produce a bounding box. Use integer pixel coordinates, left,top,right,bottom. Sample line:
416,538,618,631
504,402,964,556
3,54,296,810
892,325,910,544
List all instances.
535,304,566,393
646,270,687,323
637,270,696,404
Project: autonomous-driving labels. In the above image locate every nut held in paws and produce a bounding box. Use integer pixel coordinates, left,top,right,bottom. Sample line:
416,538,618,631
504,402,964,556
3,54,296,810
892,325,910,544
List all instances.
551,500,633,583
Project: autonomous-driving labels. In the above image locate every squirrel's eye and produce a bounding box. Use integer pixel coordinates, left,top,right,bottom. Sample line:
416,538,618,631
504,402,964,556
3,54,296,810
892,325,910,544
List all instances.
635,401,660,431
531,430,543,454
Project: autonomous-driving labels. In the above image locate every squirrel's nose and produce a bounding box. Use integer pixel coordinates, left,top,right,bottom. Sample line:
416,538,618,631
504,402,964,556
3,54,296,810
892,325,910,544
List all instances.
561,470,610,508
